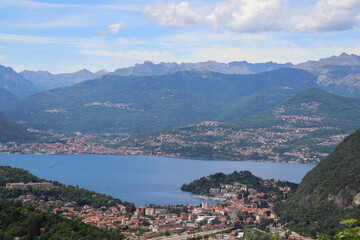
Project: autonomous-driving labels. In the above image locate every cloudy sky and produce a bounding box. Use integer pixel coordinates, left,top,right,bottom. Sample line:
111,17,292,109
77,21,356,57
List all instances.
0,0,360,73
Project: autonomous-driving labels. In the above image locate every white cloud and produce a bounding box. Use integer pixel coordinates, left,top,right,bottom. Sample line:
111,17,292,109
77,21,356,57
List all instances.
108,22,125,34
205,0,289,33
143,0,360,33
144,1,202,28
98,22,125,35
295,0,360,32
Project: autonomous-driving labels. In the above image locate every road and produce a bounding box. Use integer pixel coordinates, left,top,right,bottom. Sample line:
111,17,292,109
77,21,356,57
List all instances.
151,227,231,240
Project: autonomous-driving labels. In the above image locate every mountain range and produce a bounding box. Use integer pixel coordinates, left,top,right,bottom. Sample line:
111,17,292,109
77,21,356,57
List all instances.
113,60,293,76
2,68,316,134
17,60,293,91
1,52,359,99
278,128,360,237
0,65,39,98
295,52,360,97
1,52,360,140
19,68,109,91
0,60,292,100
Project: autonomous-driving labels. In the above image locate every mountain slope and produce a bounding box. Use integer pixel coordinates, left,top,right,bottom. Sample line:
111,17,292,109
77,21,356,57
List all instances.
238,88,360,131
0,65,38,98
0,112,35,143
218,68,317,122
114,60,293,76
219,88,297,122
0,88,19,108
118,88,360,163
295,53,360,97
2,68,316,134
278,128,360,237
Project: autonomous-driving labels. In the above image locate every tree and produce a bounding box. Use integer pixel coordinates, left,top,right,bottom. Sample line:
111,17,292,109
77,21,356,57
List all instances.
334,219,360,240
317,219,360,240
234,221,243,229
271,233,280,240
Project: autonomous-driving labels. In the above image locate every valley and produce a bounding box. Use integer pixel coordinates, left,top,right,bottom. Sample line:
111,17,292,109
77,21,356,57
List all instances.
2,0,360,238
1,53,360,239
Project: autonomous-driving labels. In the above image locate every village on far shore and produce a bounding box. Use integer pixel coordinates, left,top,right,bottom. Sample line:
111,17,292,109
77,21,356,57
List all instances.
0,121,347,164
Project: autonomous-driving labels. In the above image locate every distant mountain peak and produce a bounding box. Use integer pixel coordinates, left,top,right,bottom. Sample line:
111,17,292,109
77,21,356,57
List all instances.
75,68,93,74
0,64,15,72
0,64,38,98
294,53,360,97
114,60,294,77
19,68,109,91
94,69,109,76
141,61,155,66
339,52,350,57
297,53,360,68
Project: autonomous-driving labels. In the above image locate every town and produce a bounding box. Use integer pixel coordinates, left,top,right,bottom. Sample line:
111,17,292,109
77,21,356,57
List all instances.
0,120,347,164
3,178,313,240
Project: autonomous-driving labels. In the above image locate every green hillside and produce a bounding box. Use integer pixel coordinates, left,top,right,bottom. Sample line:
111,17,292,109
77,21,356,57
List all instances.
0,113,35,143
0,88,19,108
238,88,360,131
181,170,297,195
0,199,124,240
277,129,360,237
116,88,360,163
219,88,297,122
0,166,129,239
2,68,316,134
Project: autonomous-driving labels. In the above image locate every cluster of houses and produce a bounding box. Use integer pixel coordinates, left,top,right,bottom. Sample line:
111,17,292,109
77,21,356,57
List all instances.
0,118,347,164
206,180,291,201
6,181,53,190
84,102,143,111
3,179,314,239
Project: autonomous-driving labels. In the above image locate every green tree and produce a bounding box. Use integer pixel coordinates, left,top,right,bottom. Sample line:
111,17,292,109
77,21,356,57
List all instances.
317,219,360,240
271,233,280,240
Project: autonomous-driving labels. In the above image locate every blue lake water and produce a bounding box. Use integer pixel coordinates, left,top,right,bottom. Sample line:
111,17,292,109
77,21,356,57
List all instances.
0,154,315,206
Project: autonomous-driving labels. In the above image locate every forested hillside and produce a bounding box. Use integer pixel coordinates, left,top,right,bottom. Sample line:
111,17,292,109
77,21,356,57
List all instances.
277,129,360,237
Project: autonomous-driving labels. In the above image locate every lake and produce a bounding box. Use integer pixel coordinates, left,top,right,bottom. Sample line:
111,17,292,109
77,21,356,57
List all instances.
0,153,315,206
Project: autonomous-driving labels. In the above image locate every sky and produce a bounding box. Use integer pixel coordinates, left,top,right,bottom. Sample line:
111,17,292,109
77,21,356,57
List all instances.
0,0,360,73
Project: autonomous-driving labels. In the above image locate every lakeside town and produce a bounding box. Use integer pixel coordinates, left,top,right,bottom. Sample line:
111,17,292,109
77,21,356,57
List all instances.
0,120,347,164
3,178,312,240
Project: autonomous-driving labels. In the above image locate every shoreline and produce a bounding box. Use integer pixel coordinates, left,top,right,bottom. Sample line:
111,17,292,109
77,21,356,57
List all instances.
0,150,317,165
